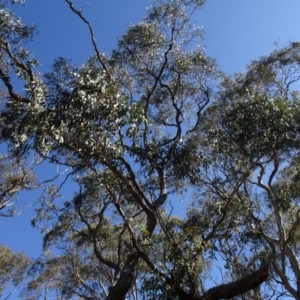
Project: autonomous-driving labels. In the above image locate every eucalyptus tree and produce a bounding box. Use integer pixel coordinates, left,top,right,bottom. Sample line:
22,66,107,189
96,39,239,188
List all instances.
0,0,272,299
193,43,300,299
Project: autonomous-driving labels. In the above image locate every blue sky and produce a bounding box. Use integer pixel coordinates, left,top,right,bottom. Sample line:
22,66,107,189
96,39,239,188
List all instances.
10,0,300,74
5,0,300,111
1,0,300,298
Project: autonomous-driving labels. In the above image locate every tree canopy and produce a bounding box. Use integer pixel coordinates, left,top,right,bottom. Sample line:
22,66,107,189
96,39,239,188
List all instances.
1,0,300,299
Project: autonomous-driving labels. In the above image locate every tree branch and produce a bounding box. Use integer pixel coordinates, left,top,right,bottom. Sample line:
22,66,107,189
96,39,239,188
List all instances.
199,264,269,300
64,0,111,79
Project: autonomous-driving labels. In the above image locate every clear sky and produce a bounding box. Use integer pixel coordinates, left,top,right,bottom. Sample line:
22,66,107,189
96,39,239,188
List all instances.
1,0,300,298
10,0,300,74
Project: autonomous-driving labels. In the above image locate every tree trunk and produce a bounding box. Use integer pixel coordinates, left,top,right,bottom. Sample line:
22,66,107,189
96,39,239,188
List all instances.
107,253,139,300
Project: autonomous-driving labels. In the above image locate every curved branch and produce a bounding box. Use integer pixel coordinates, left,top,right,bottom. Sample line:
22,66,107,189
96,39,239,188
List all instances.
143,26,175,146
0,40,32,103
199,264,269,300
64,0,111,79
75,190,118,271
268,153,279,187
204,173,249,242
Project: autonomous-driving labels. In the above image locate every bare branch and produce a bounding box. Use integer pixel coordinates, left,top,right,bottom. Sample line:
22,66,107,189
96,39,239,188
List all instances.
64,0,111,79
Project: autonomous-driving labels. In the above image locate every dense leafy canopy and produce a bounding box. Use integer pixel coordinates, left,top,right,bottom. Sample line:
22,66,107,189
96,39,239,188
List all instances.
1,0,300,299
